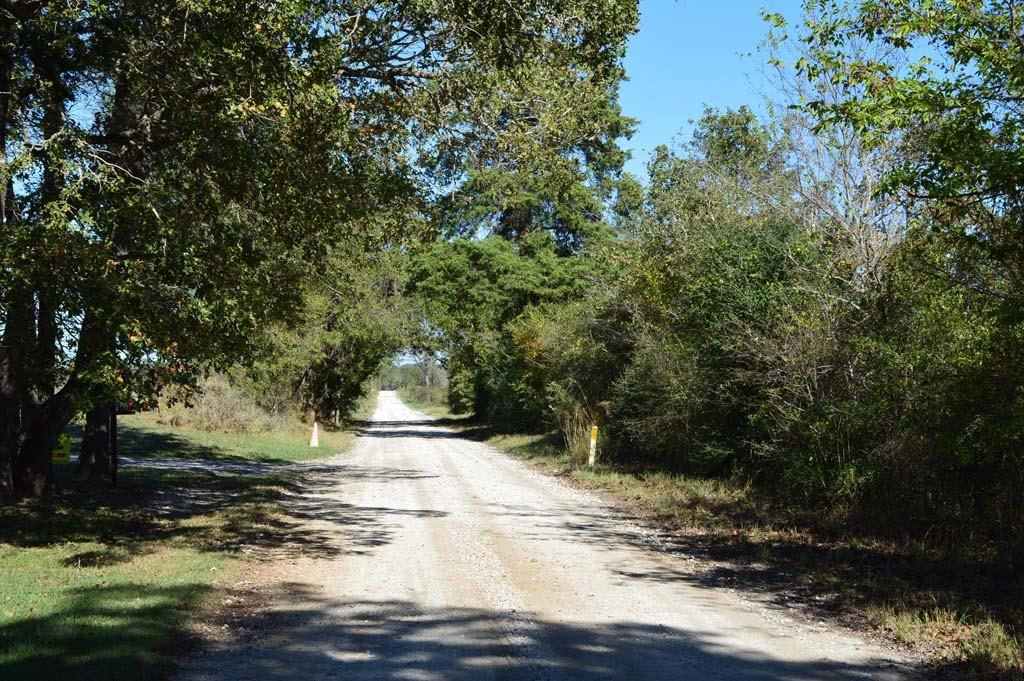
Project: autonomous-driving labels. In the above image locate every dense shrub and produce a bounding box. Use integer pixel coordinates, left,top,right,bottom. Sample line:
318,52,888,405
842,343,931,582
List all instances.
156,373,291,434
411,105,1024,561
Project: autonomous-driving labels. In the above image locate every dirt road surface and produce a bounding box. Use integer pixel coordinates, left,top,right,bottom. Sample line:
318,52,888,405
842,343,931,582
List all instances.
178,391,907,680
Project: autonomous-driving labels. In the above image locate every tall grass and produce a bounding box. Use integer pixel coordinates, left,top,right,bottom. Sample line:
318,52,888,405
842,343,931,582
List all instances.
155,373,291,434
555,402,597,465
402,384,448,408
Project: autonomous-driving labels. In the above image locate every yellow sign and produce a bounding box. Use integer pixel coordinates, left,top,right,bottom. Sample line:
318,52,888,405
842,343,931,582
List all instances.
52,434,72,463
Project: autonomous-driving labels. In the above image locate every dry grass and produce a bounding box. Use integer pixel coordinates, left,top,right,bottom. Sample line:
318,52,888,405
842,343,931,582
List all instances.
156,373,292,434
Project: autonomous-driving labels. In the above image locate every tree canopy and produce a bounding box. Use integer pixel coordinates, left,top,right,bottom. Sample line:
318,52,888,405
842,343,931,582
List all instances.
0,0,639,497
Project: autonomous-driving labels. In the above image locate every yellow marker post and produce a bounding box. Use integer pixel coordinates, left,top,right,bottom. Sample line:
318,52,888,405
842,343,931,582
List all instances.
588,425,598,466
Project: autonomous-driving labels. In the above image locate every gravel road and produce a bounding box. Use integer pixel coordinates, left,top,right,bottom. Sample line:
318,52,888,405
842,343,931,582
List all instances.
178,391,907,680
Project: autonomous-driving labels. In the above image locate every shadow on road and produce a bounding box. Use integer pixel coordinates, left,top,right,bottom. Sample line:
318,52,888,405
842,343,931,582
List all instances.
357,428,465,439
0,460,443,568
9,412,1016,679
177,589,904,680
0,582,908,681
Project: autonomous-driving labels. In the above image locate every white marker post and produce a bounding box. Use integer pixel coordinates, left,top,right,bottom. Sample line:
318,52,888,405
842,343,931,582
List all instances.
309,419,319,448
588,424,598,466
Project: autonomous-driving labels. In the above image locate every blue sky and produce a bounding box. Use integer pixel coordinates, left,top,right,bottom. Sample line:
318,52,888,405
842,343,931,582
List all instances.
620,0,804,179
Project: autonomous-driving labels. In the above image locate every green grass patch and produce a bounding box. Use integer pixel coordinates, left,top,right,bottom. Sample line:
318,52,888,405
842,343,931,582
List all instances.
487,432,569,465
0,469,265,681
0,540,229,681
119,411,357,463
0,411,358,681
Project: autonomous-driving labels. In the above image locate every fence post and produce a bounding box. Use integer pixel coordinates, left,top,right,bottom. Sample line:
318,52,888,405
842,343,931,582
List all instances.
588,424,598,466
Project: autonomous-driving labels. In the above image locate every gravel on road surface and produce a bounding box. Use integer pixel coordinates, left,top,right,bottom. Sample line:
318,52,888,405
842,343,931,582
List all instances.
177,391,909,681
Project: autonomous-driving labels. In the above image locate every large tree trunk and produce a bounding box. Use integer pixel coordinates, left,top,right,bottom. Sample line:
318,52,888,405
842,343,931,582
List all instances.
0,306,100,497
0,289,36,499
14,414,58,497
0,335,22,502
12,310,102,496
76,405,111,481
21,287,60,495
0,31,79,498
0,25,18,503
0,391,18,502
2,16,154,499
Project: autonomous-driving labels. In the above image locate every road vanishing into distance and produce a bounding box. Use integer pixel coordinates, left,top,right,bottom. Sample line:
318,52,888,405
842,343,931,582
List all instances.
179,391,906,680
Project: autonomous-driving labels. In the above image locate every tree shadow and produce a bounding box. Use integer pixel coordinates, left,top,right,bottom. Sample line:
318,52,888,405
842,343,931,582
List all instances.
178,590,905,680
0,583,216,681
357,428,465,439
0,458,449,569
375,422,1022,678
354,417,476,430
67,419,301,465
273,463,448,556
15,414,1021,679
118,424,296,464
504,477,1023,676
